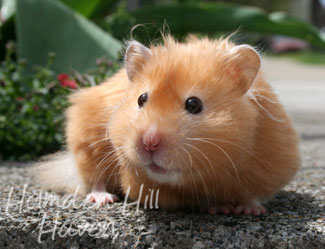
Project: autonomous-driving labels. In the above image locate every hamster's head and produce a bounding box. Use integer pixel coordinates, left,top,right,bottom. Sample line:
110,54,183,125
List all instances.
109,36,261,185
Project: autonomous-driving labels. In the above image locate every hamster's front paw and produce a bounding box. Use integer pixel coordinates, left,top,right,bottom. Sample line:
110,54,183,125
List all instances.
86,192,119,206
208,201,266,216
86,181,119,206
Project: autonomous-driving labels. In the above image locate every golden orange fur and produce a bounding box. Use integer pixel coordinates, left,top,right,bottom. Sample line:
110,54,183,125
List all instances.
35,36,300,213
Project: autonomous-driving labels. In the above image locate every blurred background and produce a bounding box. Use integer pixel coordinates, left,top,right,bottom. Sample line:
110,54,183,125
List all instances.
0,0,324,161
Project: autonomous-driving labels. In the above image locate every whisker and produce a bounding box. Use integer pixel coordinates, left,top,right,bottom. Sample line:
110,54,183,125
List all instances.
186,137,268,170
184,143,219,207
177,151,197,208
248,90,284,122
186,138,244,189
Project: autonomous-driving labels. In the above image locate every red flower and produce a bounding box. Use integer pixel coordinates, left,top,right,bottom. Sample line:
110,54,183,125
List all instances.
57,73,69,82
33,106,39,111
57,73,78,89
61,80,77,89
16,97,24,101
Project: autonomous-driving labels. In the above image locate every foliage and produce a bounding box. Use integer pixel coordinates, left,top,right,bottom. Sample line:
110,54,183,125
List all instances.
61,0,119,18
1,0,325,73
0,0,16,59
61,0,105,17
0,42,118,161
15,0,122,74
107,3,325,48
0,0,15,23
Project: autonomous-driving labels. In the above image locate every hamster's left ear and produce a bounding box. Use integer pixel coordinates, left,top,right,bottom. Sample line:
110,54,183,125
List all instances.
125,40,152,81
229,45,261,94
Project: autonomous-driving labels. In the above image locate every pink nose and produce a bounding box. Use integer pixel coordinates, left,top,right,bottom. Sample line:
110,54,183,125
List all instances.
142,129,160,152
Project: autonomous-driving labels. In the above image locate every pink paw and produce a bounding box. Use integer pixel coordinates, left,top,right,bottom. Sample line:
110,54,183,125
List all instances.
234,202,267,216
86,192,119,206
208,201,266,216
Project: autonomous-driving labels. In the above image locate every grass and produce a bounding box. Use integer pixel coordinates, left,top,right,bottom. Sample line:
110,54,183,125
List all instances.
267,50,325,65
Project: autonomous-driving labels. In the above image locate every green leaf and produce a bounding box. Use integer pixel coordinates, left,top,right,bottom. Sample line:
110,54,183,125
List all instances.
60,0,102,17
0,0,16,60
59,0,119,18
16,0,122,74
0,0,16,26
130,3,325,48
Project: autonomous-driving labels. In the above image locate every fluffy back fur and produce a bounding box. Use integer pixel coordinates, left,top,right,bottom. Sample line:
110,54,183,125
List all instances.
32,151,86,195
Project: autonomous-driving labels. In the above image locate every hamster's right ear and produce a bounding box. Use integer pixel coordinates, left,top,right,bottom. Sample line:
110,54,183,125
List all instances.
228,45,261,94
125,41,152,81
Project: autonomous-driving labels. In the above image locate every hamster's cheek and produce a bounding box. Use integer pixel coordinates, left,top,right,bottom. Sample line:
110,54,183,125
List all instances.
107,108,136,158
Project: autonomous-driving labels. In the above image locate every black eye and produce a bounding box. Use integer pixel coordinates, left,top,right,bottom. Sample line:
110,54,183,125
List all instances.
185,96,203,114
138,92,148,108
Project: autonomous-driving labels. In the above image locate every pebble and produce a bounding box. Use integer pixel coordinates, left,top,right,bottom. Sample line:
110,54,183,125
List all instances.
192,241,205,249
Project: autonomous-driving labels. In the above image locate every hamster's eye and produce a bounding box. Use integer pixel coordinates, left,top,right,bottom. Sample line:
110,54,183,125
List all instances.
138,92,148,108
185,97,203,114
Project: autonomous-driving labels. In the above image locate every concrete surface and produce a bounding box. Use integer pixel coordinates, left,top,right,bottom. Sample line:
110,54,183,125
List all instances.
0,58,324,248
262,57,325,82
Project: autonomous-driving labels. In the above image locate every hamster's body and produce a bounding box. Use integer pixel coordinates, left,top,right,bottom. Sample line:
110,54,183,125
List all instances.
35,36,300,215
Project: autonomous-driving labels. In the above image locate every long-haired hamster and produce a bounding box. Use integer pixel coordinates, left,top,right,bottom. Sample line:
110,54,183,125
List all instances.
34,35,300,215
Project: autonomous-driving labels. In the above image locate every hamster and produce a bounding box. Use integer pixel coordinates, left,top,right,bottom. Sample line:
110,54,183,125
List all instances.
34,35,300,215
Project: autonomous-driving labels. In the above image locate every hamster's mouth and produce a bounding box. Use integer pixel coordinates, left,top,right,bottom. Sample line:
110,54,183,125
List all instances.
145,162,181,184
148,163,169,174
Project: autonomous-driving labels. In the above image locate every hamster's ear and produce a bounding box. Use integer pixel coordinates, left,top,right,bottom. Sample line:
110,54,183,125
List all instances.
229,45,261,94
125,40,152,81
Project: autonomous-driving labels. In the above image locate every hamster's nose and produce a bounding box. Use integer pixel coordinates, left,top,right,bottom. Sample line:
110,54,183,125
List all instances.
142,128,160,152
